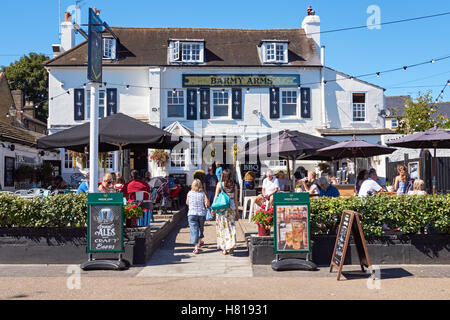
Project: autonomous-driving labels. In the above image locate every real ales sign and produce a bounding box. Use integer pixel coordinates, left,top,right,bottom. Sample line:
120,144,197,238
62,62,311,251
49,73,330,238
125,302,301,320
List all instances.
87,193,124,253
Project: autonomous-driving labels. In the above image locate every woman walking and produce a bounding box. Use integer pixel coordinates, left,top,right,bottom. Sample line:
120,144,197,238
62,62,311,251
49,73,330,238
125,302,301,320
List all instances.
213,169,239,255
186,179,210,254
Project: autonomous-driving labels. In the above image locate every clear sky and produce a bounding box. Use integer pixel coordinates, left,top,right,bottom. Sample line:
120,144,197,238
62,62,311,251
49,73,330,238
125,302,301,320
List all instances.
1,0,449,101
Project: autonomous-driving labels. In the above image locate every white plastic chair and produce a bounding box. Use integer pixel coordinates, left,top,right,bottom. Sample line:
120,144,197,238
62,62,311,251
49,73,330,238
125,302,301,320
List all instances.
242,196,256,220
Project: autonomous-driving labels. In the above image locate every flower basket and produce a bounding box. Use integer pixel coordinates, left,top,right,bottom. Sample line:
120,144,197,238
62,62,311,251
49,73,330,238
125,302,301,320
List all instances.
257,224,271,236
126,216,139,228
150,149,170,167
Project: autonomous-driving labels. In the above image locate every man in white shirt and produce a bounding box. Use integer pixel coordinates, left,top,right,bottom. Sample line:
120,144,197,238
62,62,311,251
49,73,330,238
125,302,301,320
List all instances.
359,168,385,197
255,170,280,208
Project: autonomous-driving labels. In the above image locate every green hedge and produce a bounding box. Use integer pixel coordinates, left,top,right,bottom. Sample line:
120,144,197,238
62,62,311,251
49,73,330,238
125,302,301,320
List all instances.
0,193,449,235
310,194,450,236
0,193,87,227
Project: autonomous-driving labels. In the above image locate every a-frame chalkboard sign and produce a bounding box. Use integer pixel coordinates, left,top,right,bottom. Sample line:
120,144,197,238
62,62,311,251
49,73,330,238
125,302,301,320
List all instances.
329,210,375,281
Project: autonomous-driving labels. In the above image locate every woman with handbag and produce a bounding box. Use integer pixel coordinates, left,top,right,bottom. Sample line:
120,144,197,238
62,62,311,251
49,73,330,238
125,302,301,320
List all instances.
212,169,239,255
186,179,210,254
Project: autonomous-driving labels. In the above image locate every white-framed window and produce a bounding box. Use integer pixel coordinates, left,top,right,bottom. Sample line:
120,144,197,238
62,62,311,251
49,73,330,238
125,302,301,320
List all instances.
352,93,366,122
103,38,116,59
263,42,288,63
212,89,230,118
167,90,185,118
86,89,106,119
190,140,198,167
64,150,73,169
268,160,287,167
105,153,114,169
281,90,298,117
170,148,185,168
169,41,204,63
391,118,398,128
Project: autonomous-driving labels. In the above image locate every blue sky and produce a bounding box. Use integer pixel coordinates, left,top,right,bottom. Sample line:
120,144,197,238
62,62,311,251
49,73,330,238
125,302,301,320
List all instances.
1,0,450,101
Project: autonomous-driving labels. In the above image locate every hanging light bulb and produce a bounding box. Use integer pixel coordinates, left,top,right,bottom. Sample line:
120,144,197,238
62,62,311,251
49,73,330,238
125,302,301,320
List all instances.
126,85,130,90
403,66,407,71
149,87,152,91
376,72,380,78
246,88,250,93
431,59,435,64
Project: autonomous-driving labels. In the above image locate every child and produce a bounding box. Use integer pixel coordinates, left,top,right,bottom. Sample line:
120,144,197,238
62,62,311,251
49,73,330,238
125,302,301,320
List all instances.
186,179,210,254
408,179,427,195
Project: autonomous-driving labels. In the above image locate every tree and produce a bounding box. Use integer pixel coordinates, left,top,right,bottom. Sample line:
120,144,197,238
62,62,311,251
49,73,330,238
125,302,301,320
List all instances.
1,53,49,123
395,91,450,134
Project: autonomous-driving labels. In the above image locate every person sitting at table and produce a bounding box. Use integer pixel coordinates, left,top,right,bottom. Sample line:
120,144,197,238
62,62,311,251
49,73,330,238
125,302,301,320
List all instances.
358,168,385,197
299,170,320,195
76,172,89,194
408,179,427,195
355,169,369,194
98,173,114,193
393,165,411,195
122,170,151,201
277,171,291,191
317,177,340,197
255,169,279,208
114,177,125,193
50,175,67,192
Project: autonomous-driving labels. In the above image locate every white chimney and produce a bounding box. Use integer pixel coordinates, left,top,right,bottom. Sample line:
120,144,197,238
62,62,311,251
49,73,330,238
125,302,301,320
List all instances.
301,6,321,60
61,12,75,52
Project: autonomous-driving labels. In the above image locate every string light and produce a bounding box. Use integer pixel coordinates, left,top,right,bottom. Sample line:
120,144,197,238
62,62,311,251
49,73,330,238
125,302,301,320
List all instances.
42,54,450,103
434,78,450,101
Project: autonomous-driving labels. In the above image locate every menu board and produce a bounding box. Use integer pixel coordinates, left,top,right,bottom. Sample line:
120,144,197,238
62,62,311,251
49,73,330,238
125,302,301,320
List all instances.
330,210,374,281
333,211,351,267
273,193,310,253
87,193,124,253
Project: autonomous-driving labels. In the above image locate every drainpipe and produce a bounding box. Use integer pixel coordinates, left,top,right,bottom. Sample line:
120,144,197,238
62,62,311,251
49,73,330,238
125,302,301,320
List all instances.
320,45,327,129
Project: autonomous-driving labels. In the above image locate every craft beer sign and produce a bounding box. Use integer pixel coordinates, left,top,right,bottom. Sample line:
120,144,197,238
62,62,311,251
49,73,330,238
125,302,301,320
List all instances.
273,192,311,253
183,74,300,87
87,193,124,253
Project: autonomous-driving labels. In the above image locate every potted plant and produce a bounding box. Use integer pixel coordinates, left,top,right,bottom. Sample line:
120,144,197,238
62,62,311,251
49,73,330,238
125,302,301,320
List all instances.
123,200,144,227
193,169,205,182
251,204,273,236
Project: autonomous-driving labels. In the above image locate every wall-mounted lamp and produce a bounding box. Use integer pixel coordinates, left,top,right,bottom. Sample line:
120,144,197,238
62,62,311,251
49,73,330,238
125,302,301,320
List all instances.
60,82,65,88
39,151,45,156
8,144,15,151
152,107,159,112
252,109,261,116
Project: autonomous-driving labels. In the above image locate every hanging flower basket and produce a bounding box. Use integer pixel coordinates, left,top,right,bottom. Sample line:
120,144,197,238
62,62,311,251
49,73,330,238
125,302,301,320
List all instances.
150,149,170,167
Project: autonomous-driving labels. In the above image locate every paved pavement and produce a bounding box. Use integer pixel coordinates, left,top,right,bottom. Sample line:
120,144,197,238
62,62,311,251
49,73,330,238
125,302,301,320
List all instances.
0,213,449,300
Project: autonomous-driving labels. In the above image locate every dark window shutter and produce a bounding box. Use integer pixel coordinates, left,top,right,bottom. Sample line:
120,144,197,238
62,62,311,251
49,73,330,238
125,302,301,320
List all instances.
200,88,210,119
232,88,242,120
269,88,280,119
74,89,85,120
300,88,311,118
107,88,118,116
186,89,197,120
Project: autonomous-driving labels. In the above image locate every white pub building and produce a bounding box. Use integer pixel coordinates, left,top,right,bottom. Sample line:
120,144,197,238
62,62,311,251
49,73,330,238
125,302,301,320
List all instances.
46,8,391,186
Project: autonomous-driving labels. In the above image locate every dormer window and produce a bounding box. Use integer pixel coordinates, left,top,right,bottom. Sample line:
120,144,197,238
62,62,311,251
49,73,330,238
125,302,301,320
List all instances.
169,40,204,63
261,41,288,64
103,38,116,59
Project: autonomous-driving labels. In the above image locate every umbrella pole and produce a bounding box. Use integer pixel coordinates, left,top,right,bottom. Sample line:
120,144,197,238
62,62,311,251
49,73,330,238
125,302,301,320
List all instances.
433,143,437,195
119,145,124,178
286,155,291,189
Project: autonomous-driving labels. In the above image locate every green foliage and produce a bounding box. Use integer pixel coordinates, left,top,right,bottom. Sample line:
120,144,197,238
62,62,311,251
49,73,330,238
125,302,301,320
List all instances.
310,194,450,236
396,92,450,134
0,193,87,227
1,53,49,122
